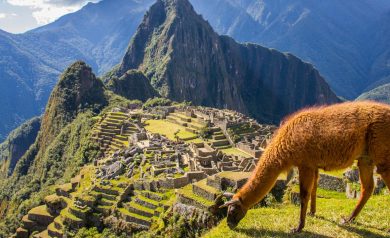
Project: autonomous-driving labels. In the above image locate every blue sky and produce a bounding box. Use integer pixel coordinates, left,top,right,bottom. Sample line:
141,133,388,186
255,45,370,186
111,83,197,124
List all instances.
0,0,99,33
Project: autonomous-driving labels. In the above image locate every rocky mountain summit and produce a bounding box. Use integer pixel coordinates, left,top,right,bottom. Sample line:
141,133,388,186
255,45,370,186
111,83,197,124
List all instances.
114,0,340,124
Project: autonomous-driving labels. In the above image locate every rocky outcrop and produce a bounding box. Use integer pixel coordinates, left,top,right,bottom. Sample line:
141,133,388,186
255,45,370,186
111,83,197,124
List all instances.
116,0,340,124
107,70,158,101
0,117,41,178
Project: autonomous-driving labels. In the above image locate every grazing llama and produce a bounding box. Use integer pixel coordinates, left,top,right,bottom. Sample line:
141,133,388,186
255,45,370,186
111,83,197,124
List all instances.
220,101,390,233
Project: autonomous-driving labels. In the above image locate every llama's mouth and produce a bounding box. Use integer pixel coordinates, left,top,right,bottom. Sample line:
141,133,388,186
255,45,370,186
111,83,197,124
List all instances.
227,221,238,229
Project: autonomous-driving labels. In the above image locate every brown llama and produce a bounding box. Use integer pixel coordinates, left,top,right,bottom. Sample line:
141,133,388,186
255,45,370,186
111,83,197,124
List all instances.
220,101,390,233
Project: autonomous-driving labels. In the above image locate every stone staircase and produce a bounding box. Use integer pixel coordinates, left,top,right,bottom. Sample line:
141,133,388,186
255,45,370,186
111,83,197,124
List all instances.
165,111,207,136
92,182,123,216
208,128,231,150
15,181,79,238
118,189,168,230
91,111,137,155
47,216,65,238
16,205,54,238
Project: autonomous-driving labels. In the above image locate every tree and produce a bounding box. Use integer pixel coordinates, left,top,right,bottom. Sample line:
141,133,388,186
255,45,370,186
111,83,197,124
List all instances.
174,130,180,142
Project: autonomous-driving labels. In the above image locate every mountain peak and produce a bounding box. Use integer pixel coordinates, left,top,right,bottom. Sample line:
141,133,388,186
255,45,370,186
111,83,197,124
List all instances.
116,0,340,124
40,61,107,148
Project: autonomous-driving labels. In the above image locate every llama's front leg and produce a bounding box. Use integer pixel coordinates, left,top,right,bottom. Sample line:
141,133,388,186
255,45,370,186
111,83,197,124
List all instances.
376,166,390,233
308,168,319,217
291,167,315,233
342,159,374,224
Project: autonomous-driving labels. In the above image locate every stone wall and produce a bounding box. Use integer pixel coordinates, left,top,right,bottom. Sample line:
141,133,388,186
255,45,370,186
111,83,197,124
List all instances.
318,174,346,192
159,176,189,189
236,142,262,158
186,171,207,182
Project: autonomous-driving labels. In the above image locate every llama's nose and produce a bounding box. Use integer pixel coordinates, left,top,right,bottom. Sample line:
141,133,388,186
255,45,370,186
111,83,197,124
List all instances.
228,221,238,229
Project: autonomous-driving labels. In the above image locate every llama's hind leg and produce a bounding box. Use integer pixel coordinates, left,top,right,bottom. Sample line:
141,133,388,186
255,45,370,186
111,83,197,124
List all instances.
291,166,315,233
377,164,390,192
376,165,390,233
308,168,319,216
342,158,374,224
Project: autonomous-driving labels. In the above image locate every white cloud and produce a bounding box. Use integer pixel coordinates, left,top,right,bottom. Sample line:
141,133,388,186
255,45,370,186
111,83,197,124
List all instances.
0,13,6,19
6,0,99,24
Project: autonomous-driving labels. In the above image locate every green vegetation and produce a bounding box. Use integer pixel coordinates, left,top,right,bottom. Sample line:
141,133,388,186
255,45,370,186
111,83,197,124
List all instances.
145,120,198,141
221,148,252,157
227,124,256,143
107,69,157,101
357,83,390,104
75,227,128,238
321,169,345,178
0,116,41,179
0,62,137,237
204,189,390,238
177,185,215,208
143,97,172,109
199,127,212,140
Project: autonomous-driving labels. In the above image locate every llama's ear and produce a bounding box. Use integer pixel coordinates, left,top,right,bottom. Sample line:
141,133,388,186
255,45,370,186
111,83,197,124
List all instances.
222,192,235,199
219,199,241,209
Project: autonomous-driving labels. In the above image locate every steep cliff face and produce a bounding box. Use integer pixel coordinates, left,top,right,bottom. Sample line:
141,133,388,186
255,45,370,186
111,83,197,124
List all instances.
0,117,41,179
117,0,340,124
107,70,158,101
191,0,390,99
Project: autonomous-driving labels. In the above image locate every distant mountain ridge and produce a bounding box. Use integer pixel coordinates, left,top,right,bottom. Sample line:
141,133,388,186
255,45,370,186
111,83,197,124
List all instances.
0,0,154,141
356,83,390,104
114,0,340,123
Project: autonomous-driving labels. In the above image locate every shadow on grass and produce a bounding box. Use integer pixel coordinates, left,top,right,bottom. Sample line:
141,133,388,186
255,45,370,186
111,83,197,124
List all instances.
316,215,389,238
235,227,332,238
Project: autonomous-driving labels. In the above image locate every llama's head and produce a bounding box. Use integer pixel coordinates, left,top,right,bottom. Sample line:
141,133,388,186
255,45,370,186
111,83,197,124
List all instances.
220,197,247,229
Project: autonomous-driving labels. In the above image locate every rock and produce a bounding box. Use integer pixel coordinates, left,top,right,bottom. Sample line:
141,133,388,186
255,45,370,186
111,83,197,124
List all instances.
344,169,359,183
318,174,346,192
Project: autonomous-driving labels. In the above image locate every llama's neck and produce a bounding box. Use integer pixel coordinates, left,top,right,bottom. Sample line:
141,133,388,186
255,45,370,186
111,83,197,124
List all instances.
235,147,291,209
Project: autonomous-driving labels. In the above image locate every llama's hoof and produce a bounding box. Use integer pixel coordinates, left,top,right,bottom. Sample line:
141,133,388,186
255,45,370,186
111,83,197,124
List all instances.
290,227,303,234
340,216,352,225
308,212,316,217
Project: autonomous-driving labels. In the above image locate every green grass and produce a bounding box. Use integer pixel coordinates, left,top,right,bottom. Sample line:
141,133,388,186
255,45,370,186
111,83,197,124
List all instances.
60,208,82,222
221,148,252,157
29,205,51,216
203,189,390,238
177,185,215,207
128,201,155,214
118,208,151,222
110,175,130,187
194,179,220,195
321,169,346,178
145,119,198,141
217,171,252,181
138,195,160,206
187,138,204,143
